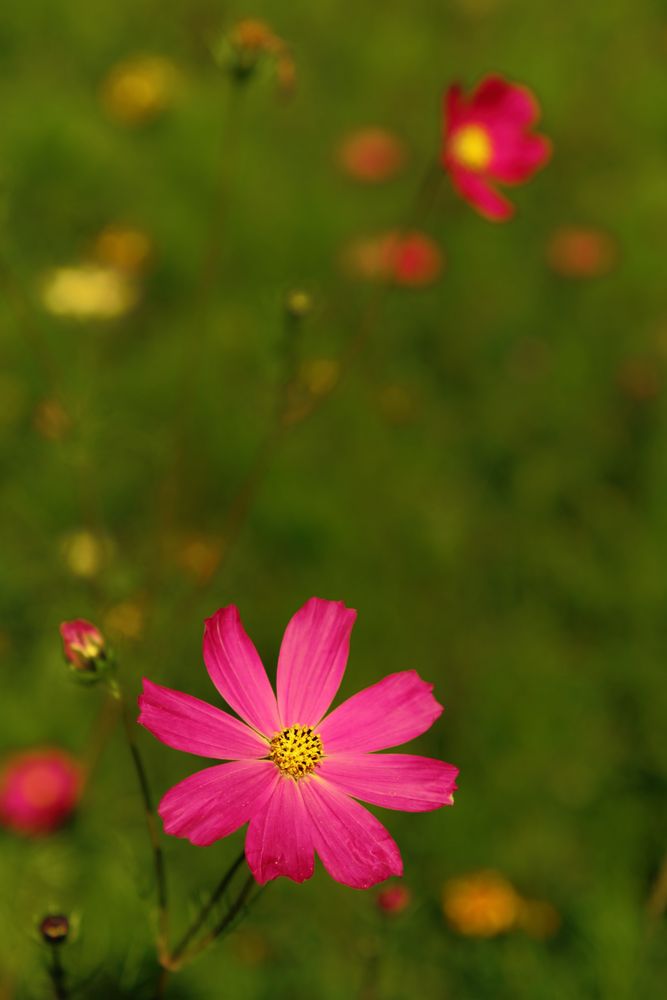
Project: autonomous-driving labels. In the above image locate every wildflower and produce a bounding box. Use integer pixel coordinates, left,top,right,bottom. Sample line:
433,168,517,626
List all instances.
546,225,617,278
40,265,138,320
60,619,106,677
337,128,407,183
442,75,551,220
219,20,295,95
377,883,411,915
443,870,520,936
139,598,458,888
0,749,81,836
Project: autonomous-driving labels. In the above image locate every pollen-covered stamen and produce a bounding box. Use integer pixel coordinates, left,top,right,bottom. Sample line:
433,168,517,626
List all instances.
269,725,324,779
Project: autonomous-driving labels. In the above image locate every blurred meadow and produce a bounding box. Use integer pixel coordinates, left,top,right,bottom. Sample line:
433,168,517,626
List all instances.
1,0,667,997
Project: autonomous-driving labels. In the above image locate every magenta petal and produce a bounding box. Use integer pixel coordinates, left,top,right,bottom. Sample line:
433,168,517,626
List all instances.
319,754,459,811
158,760,278,847
203,607,281,737
449,165,514,221
276,597,357,727
245,776,314,884
301,777,402,889
318,670,443,753
138,679,268,759
490,132,552,184
472,75,540,126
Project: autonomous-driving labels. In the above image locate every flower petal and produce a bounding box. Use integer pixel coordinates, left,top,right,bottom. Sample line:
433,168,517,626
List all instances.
138,679,269,760
318,670,443,753
301,776,402,888
449,165,514,221
158,760,278,847
490,132,552,184
245,776,314,884
472,75,541,126
276,597,357,727
203,607,281,737
318,754,459,811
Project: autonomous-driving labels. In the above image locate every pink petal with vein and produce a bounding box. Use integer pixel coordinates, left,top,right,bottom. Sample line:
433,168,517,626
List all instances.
158,760,277,846
245,776,314,884
318,670,443,753
203,607,281,737
301,777,402,888
138,679,268,759
277,597,357,727
319,754,459,811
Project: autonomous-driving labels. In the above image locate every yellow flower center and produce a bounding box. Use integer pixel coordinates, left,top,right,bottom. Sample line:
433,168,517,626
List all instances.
269,725,323,779
449,124,493,171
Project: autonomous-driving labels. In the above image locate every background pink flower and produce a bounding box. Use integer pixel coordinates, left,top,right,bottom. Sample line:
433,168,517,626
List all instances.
139,597,458,889
0,748,82,836
442,74,551,221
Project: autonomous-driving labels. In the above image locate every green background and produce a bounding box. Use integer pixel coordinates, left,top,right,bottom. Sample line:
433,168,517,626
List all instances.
1,0,666,996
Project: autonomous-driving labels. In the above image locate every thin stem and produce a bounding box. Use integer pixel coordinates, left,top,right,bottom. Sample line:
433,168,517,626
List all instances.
48,949,68,1000
170,849,247,965
117,688,169,960
170,872,258,971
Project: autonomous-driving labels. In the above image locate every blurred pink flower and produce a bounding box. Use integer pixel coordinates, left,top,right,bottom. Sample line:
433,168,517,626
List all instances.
343,230,444,286
60,618,105,671
139,598,458,889
0,748,81,836
336,128,407,182
442,75,551,221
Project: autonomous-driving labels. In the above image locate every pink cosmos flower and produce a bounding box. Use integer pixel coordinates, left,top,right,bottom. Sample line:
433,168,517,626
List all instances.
0,748,82,836
442,75,551,221
138,598,458,889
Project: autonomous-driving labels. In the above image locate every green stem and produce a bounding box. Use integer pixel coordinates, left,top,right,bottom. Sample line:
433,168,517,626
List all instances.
117,687,169,960
170,872,258,970
48,948,68,1000
170,849,247,965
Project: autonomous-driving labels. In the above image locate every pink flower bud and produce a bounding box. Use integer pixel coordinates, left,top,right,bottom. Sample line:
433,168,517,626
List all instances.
60,619,105,673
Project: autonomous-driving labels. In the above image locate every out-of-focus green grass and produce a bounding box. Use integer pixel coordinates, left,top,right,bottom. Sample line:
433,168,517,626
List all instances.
1,0,667,997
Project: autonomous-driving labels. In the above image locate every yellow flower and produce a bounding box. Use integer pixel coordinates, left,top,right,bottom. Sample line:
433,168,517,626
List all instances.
443,871,521,937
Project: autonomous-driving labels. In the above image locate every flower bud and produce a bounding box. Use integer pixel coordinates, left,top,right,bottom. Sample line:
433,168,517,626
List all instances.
60,619,108,681
39,914,69,945
0,749,81,836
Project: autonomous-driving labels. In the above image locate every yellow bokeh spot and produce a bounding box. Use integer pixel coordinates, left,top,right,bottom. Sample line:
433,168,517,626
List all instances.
101,56,177,126
40,265,137,320
449,124,493,171
443,871,521,937
60,531,110,578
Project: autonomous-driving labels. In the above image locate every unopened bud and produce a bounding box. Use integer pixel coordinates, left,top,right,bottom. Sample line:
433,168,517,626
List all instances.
60,619,109,682
40,914,69,945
